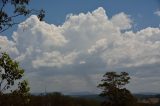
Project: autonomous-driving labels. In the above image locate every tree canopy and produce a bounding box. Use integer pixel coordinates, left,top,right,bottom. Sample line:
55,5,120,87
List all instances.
0,52,29,93
0,52,30,105
98,71,137,106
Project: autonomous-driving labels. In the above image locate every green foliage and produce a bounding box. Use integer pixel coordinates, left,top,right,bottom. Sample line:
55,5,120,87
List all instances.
98,71,137,106
0,52,24,93
0,52,30,106
0,0,45,33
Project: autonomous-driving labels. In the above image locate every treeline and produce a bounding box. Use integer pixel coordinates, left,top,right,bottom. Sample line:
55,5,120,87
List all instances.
0,92,160,106
0,92,100,106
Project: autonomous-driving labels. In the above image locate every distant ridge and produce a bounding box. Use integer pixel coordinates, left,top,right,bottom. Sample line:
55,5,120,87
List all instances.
31,92,160,96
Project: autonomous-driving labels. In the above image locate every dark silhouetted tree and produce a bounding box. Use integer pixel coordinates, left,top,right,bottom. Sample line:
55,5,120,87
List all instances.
98,71,137,106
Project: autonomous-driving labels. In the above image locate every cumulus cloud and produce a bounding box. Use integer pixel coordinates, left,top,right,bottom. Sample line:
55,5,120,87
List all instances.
101,27,160,68
0,35,18,56
32,51,78,68
88,38,108,54
0,7,160,93
111,12,132,30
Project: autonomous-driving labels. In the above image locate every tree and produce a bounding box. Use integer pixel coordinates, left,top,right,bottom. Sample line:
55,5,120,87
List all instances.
0,1,44,105
98,71,137,106
0,52,30,105
0,52,24,93
11,80,30,106
0,0,45,33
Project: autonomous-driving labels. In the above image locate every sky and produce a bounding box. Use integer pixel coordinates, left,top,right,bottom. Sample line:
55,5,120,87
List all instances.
0,0,160,94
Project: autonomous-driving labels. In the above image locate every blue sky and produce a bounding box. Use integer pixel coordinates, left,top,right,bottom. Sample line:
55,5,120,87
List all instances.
2,0,160,36
29,0,160,29
1,0,160,94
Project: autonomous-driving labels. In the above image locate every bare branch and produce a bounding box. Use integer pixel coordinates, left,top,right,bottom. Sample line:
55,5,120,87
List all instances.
0,0,6,12
0,27,9,33
0,22,19,33
1,82,8,92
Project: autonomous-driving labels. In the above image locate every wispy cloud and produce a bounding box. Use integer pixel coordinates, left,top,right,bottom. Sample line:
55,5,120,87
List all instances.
154,10,160,16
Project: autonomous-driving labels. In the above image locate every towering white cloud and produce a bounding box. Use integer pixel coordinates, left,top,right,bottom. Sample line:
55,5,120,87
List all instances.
0,7,160,93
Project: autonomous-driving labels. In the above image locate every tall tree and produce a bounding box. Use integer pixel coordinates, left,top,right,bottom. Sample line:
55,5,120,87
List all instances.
0,0,45,33
98,72,137,106
0,52,30,105
0,52,24,93
0,0,44,105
